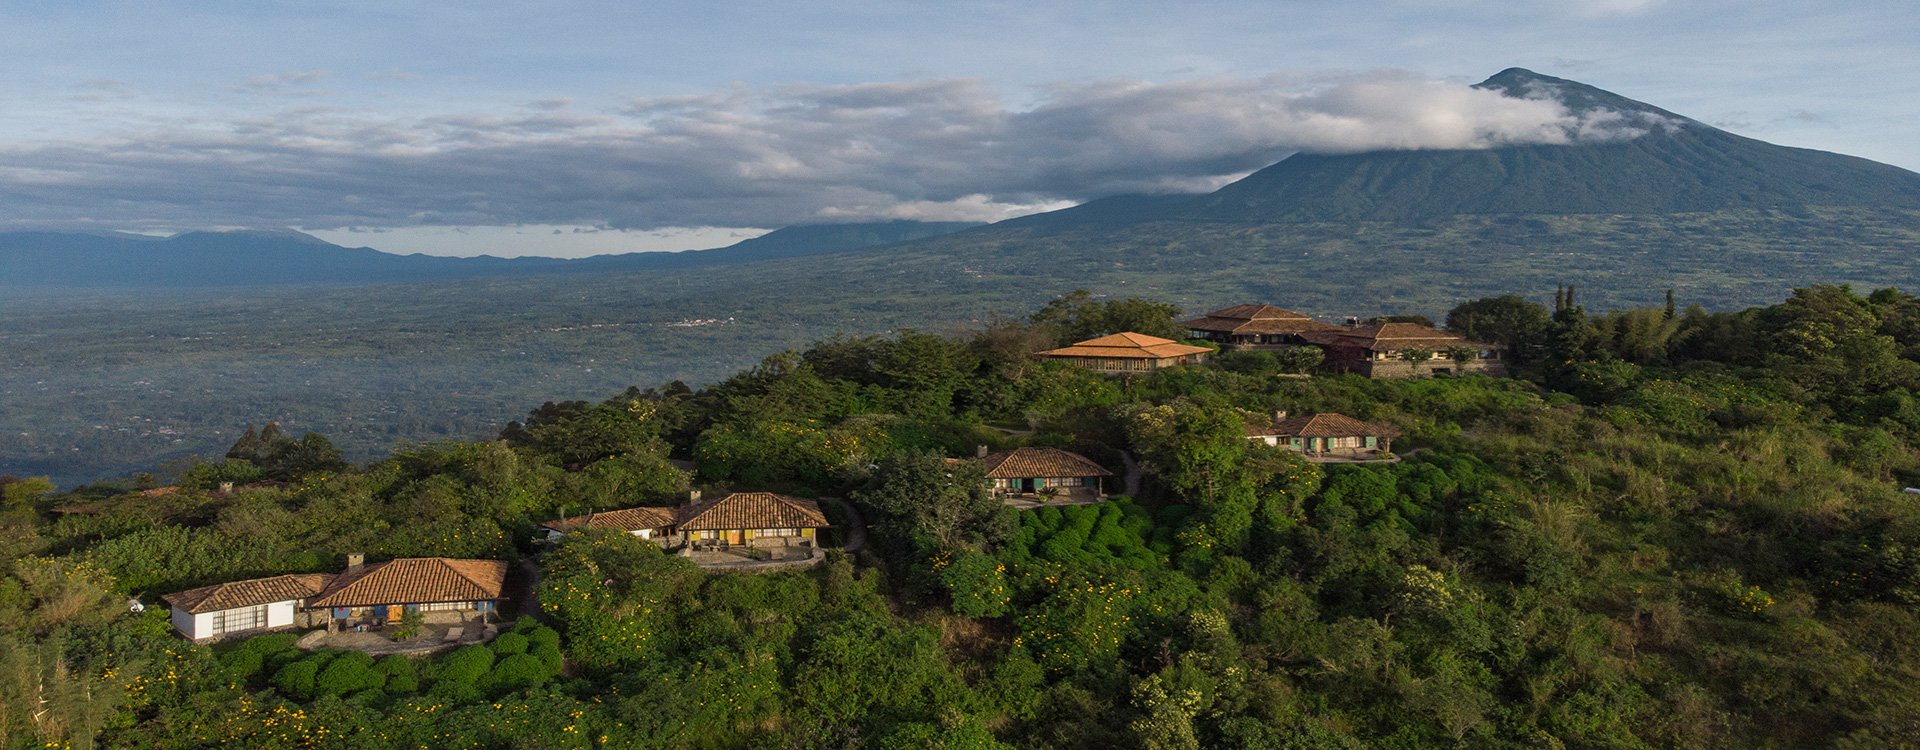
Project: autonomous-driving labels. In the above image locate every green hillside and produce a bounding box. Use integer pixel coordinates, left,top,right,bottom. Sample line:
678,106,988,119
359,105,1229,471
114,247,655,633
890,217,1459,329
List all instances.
9,286,1920,747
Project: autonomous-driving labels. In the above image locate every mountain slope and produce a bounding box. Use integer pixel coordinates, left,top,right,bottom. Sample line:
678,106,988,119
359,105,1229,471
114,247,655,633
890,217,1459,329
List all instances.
1014,68,1920,228
569,220,982,271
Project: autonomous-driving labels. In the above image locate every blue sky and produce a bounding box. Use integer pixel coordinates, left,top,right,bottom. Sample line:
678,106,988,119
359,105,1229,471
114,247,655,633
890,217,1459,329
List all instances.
0,0,1913,256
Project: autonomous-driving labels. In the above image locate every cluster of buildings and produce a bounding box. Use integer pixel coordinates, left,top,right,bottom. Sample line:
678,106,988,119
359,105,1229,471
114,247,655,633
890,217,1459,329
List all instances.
159,302,1438,644
1036,303,1507,379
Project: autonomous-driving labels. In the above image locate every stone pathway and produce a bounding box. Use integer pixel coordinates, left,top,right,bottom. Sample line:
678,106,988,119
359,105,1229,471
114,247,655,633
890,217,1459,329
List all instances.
297,621,498,655
1000,494,1106,510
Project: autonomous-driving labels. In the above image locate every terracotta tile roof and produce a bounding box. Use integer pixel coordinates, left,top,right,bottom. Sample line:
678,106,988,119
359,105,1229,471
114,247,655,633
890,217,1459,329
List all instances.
678,492,830,531
163,573,334,614
540,506,677,534
1036,332,1214,360
1253,413,1402,439
307,558,507,608
1299,323,1496,351
1183,304,1342,335
979,447,1113,479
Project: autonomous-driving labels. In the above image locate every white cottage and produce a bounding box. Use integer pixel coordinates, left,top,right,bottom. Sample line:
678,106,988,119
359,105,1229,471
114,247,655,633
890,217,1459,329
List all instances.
539,506,677,542
162,573,333,642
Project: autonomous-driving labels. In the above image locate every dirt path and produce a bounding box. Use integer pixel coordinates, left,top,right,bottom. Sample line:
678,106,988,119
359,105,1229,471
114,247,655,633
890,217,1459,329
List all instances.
821,497,867,552
1119,450,1143,497
509,557,544,622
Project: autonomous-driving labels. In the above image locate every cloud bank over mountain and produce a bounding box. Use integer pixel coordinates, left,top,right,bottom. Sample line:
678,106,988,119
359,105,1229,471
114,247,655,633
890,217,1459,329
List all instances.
0,71,1675,232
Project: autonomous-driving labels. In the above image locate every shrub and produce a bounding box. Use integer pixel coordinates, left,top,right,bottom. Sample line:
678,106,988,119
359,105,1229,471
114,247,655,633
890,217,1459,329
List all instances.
220,648,268,681
427,679,483,704
482,653,552,695
491,631,529,655
389,608,424,641
374,656,420,694
315,651,384,697
433,644,496,687
940,550,1010,618
219,636,302,678
235,632,299,656
532,643,564,674
523,625,560,650
271,658,321,701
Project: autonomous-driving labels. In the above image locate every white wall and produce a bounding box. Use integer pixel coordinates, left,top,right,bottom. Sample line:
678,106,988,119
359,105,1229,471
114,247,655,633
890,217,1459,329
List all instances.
266,601,296,628
171,601,301,640
169,607,200,639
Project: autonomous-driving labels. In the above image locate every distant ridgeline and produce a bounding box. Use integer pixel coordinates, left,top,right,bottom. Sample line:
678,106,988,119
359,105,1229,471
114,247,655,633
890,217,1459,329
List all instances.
0,220,983,288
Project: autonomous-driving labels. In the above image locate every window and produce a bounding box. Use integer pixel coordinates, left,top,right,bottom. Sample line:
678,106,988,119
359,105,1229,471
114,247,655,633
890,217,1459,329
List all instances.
419,601,468,612
760,528,799,537
698,530,719,540
216,605,266,634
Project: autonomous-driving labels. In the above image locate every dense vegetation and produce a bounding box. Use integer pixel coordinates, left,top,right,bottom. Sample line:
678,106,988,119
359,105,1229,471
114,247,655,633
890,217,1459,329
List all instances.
7,284,1920,748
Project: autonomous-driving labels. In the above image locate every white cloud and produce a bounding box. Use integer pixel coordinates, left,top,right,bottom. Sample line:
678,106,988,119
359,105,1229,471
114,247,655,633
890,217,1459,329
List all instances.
0,71,1667,231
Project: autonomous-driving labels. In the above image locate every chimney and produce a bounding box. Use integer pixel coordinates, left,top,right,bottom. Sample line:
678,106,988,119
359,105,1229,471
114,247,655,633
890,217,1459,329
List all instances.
688,489,702,503
1274,410,1288,422
976,444,989,458
345,553,365,571
217,481,235,494
1345,316,1360,328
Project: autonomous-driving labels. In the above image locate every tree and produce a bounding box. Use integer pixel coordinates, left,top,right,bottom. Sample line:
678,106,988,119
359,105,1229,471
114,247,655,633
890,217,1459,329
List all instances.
1547,303,1603,370
938,551,1010,618
1758,285,1915,398
1030,290,1184,344
1120,400,1263,549
569,452,690,511
853,451,1014,554
507,399,666,467
1272,345,1325,374
1445,296,1551,363
261,432,347,479
1596,307,1686,364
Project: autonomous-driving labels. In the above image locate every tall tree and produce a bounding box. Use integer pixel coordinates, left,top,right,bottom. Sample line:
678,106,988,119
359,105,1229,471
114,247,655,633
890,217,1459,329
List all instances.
1445,295,1552,364
853,451,1013,554
1030,289,1184,344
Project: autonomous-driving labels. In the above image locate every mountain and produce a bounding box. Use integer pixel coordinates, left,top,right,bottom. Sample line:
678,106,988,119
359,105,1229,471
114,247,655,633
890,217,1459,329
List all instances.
1012,68,1920,227
0,221,980,288
565,220,982,271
